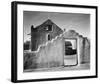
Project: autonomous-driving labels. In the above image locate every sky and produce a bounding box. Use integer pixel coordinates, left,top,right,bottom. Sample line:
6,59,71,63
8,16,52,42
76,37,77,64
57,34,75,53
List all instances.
23,11,90,42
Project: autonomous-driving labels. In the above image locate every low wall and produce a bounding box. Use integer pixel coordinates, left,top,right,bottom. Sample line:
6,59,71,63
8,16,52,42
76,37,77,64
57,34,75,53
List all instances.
24,36,64,70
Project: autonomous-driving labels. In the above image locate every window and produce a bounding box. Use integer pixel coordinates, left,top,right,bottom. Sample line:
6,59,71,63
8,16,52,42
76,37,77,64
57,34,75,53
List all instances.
48,34,51,41
46,25,52,31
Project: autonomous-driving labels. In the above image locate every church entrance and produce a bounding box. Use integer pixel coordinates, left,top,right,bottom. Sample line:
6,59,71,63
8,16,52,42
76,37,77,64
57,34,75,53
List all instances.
64,38,78,66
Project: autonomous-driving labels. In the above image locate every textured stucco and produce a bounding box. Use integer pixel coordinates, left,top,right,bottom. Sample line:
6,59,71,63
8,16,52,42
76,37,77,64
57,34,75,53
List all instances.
24,19,90,70
24,36,64,69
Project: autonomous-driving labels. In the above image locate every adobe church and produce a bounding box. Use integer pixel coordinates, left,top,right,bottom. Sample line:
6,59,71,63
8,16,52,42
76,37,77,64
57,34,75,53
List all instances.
24,19,90,70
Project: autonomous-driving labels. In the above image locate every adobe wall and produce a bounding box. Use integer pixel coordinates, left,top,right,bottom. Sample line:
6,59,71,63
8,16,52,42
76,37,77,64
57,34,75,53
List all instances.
24,36,64,70
36,36,64,68
24,29,90,70
83,38,90,63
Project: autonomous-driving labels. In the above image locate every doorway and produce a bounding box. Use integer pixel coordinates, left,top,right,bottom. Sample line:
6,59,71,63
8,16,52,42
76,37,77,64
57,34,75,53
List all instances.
64,39,78,66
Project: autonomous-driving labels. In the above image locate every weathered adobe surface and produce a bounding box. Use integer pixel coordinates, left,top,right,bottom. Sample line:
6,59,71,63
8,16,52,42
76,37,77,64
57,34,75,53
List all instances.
24,30,90,70
24,34,64,70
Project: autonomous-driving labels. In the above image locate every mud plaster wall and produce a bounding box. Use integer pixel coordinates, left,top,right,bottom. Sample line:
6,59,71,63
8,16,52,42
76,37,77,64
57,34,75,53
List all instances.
83,38,90,63
24,36,64,70
24,30,90,70
36,36,64,68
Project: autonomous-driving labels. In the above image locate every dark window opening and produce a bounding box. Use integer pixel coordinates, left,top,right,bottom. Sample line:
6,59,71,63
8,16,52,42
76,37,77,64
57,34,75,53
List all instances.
48,34,51,41
46,25,52,31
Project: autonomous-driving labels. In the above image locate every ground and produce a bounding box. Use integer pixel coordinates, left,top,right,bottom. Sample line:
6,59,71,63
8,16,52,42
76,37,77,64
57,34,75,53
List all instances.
24,63,90,72
64,55,77,66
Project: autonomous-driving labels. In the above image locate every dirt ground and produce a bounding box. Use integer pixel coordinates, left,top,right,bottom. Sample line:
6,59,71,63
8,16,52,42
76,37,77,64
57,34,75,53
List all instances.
24,62,90,72
64,55,77,66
